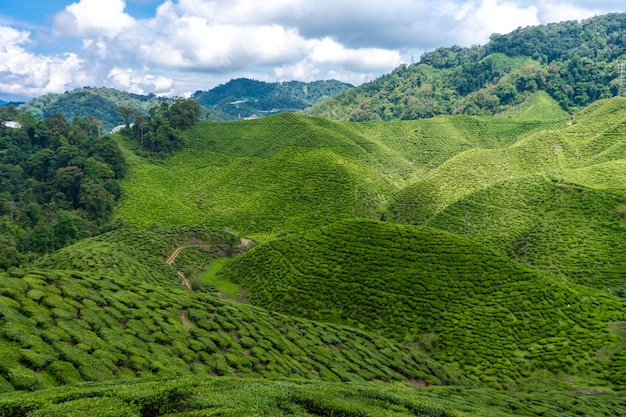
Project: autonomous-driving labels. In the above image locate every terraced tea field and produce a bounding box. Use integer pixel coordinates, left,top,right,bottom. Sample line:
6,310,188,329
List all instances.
388,98,626,290
219,219,626,388
0,227,462,393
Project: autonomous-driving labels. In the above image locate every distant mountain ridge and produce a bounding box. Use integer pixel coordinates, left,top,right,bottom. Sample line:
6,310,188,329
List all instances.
192,78,353,120
17,79,353,131
306,13,626,121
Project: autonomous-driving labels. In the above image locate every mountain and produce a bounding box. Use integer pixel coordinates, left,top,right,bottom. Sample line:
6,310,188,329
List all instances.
192,78,353,120
17,87,165,132
115,108,564,240
2,91,626,414
306,13,626,121
16,79,352,132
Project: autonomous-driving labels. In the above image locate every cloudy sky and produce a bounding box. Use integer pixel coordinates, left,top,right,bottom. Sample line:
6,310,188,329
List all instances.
0,0,625,101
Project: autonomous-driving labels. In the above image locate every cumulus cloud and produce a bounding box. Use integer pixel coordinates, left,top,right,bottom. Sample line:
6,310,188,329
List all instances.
107,67,174,95
438,0,540,45
0,0,625,100
0,26,90,99
53,0,136,39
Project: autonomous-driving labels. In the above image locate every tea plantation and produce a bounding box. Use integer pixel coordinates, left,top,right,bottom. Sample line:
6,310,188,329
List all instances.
0,227,464,394
116,108,564,240
2,95,626,415
219,219,626,388
388,97,626,291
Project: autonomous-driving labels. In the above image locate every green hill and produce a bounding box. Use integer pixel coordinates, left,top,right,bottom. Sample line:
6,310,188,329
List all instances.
193,78,353,120
116,109,564,240
115,113,414,240
18,87,164,132
0,226,464,394
218,219,626,388
387,98,626,290
306,13,626,121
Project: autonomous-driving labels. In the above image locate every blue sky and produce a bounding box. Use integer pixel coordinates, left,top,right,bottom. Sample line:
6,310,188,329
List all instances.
1,0,626,101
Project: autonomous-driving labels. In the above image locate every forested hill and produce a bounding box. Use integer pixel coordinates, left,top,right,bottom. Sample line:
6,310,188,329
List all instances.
306,12,626,121
192,78,353,120
16,79,352,131
18,87,165,133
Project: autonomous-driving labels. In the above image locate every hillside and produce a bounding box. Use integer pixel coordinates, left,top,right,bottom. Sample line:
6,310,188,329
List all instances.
16,79,352,133
306,13,626,121
193,78,353,120
116,107,564,240
0,225,464,395
387,97,626,291
218,219,626,388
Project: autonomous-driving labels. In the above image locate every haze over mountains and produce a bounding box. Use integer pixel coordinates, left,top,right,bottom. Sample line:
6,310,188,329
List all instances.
1,13,626,416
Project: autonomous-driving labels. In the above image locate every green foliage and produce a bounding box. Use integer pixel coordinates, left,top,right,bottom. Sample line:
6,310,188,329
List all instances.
1,377,625,417
0,109,127,266
388,97,626,291
307,13,626,121
219,219,626,385
18,87,164,132
193,78,353,120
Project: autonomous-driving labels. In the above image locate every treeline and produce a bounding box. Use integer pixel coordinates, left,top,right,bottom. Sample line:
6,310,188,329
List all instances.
0,106,126,268
307,13,626,121
116,97,202,155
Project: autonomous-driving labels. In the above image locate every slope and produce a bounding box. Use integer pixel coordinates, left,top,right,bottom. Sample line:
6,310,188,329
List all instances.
0,226,462,394
387,97,626,288
306,13,626,121
219,219,626,388
3,377,626,417
193,78,353,120
18,87,164,132
116,113,416,240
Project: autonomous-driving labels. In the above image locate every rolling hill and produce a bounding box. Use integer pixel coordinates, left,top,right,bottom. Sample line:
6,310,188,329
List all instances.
387,97,626,291
218,219,626,388
116,104,565,240
0,225,463,395
3,57,626,414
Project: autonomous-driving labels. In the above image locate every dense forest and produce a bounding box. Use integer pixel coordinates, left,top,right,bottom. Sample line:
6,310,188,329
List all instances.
0,97,203,268
307,13,626,121
13,79,353,133
0,106,126,268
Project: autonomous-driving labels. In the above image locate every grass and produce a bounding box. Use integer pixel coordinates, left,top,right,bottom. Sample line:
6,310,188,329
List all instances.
202,258,243,299
218,218,626,388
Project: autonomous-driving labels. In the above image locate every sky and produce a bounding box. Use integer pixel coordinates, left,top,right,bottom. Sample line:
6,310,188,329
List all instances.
0,0,625,101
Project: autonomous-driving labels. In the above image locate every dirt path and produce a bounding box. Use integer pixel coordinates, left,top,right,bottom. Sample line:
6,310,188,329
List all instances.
166,245,209,291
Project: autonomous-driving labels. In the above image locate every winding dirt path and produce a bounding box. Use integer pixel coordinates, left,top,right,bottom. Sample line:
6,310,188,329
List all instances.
166,245,212,291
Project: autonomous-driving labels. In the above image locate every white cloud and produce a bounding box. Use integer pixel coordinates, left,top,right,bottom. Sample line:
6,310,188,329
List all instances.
540,2,604,22
440,0,540,45
54,0,136,39
107,67,174,95
1,0,626,100
0,26,90,98
310,38,402,72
